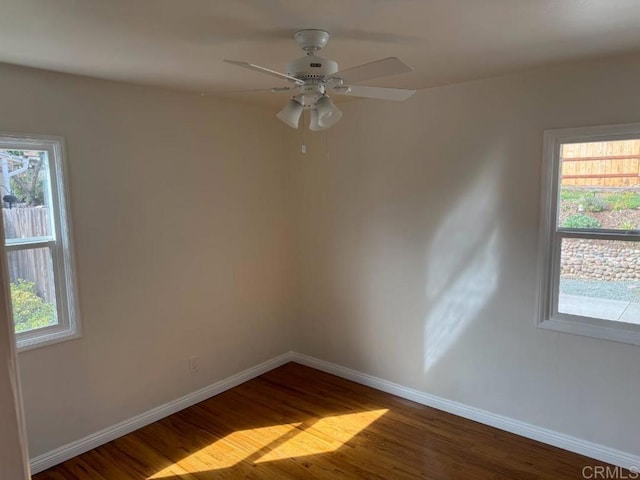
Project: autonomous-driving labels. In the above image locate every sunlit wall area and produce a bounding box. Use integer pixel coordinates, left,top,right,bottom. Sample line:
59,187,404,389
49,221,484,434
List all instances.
288,55,640,456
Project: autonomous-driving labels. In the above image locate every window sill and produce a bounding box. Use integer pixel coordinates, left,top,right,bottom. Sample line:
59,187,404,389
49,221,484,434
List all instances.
538,317,640,346
17,328,82,353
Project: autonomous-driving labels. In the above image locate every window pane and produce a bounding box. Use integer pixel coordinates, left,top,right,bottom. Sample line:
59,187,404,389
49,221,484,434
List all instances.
558,140,640,232
559,238,640,324
7,248,58,333
1,149,54,240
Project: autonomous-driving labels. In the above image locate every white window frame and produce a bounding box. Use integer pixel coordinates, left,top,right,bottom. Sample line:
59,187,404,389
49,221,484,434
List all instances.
0,133,81,351
537,123,640,345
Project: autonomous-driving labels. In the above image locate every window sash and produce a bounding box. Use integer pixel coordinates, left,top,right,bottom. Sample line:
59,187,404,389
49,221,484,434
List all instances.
8,243,64,333
556,229,640,241
5,239,55,251
550,233,640,321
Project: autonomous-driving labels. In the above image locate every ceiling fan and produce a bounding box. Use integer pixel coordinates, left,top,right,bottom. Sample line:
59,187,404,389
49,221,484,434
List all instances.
224,29,416,131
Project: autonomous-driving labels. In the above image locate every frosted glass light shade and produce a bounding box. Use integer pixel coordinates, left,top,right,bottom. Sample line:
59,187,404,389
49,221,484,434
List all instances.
309,109,323,131
315,95,342,129
276,99,303,128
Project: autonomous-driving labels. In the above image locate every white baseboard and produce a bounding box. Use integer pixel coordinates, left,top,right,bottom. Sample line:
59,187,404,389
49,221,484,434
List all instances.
29,351,295,474
290,352,640,471
30,350,639,474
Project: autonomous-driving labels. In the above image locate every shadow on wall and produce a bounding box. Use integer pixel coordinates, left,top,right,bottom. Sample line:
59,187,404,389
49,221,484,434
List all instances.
423,155,504,372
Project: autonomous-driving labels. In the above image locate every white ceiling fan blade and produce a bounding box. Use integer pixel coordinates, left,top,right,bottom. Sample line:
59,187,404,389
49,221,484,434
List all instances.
224,60,304,85
334,85,416,101
214,87,292,94
330,57,413,84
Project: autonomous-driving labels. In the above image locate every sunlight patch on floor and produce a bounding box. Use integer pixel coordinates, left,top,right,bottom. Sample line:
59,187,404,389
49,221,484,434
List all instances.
147,409,388,478
147,422,302,478
255,409,388,463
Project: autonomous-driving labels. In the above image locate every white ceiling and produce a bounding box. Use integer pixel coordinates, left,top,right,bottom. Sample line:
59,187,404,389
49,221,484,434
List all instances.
1,0,640,107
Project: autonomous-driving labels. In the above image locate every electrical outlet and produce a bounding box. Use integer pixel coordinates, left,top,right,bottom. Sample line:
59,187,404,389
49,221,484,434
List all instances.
188,356,200,373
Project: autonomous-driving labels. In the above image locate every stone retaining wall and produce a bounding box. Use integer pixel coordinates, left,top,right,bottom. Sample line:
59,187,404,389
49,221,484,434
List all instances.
561,239,640,281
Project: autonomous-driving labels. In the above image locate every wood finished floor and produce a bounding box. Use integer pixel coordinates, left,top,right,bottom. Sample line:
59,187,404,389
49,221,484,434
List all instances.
33,362,609,479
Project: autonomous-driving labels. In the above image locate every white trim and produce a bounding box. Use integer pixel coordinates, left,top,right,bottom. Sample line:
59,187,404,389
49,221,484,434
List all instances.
0,133,82,351
29,352,295,474
537,123,640,346
289,353,640,471
0,195,30,478
29,351,640,474
541,122,640,143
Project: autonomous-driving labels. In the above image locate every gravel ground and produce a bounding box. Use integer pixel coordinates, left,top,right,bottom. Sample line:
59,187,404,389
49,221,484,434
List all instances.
560,278,640,302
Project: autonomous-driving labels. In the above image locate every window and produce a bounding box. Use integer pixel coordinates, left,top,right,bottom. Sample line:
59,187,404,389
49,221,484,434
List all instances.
0,134,80,350
538,123,640,345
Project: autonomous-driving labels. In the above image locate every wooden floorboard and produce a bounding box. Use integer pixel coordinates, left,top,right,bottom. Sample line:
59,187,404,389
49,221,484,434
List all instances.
33,362,611,479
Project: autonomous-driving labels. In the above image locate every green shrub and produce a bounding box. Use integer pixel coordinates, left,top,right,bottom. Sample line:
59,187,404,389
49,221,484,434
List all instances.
579,192,609,212
621,221,636,231
10,280,56,333
605,191,640,211
559,189,585,203
561,214,602,229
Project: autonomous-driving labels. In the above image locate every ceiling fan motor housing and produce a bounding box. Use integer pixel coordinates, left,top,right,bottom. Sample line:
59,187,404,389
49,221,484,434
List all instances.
294,29,330,52
286,55,338,81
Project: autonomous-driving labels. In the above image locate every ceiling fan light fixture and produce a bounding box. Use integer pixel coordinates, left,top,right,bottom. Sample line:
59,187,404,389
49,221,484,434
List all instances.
225,30,415,130
276,99,304,128
315,95,343,129
309,109,325,131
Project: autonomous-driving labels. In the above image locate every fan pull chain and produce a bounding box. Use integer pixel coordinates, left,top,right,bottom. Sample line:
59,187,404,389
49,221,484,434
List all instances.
300,110,307,154
325,130,329,161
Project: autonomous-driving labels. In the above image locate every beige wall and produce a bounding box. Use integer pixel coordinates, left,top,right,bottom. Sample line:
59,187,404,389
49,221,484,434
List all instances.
0,63,295,457
288,55,640,456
